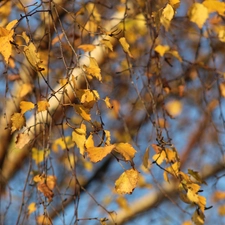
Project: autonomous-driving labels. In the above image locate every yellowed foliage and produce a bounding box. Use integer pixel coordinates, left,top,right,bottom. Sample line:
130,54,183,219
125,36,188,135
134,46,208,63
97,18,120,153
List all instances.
119,37,133,58
115,169,139,194
11,113,26,133
105,130,111,146
220,82,225,97
142,147,150,169
218,204,225,216
22,32,44,71
58,78,68,87
27,202,36,215
160,4,174,30
165,99,182,117
74,104,91,121
169,0,180,9
116,196,129,209
52,136,75,152
155,45,170,57
87,145,115,163
114,143,136,162
188,3,209,29
19,83,33,97
152,151,166,165
104,96,113,109
32,148,50,164
72,125,86,156
169,50,182,62
192,209,205,225
85,134,94,149
203,0,225,16
83,57,102,81
101,39,113,51
0,20,17,63
37,215,52,225
75,89,99,108
20,101,35,114
86,2,101,22
15,133,30,149
37,100,50,112
0,2,11,26
78,44,96,52
212,190,225,202
163,161,180,182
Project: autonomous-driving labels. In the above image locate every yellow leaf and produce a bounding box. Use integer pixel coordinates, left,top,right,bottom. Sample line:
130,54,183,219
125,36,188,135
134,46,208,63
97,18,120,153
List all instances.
15,133,30,149
154,45,170,57
165,99,182,117
169,0,180,9
37,100,50,112
52,136,75,152
85,134,94,148
79,89,99,108
104,96,113,109
87,145,115,163
105,130,111,146
20,101,35,114
220,82,225,97
78,44,96,52
142,147,150,169
72,126,86,156
28,202,36,215
160,4,174,30
32,148,50,164
19,83,33,97
74,104,91,121
198,195,206,213
0,2,11,26
11,113,26,133
101,39,113,51
37,215,52,225
114,143,136,162
168,50,182,62
116,196,129,209
58,78,68,87
179,192,192,204
212,191,225,202
115,169,139,194
152,151,166,165
188,169,206,184
83,57,102,81
218,204,225,216
187,188,199,204
203,0,225,16
119,37,133,58
163,162,180,182
192,209,205,225
188,3,209,29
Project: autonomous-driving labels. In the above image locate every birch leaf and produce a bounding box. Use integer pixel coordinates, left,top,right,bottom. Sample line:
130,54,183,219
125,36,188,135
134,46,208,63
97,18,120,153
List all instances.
83,57,102,81
114,143,136,162
119,37,133,58
11,113,26,133
37,100,50,112
20,101,35,114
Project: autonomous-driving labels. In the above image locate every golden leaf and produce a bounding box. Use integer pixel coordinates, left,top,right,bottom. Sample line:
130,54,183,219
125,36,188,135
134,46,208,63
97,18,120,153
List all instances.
169,0,180,9
152,151,166,165
52,136,75,152
0,20,17,63
165,99,182,117
218,205,225,216
115,169,139,194
105,130,111,146
15,133,30,149
212,190,225,202
72,126,86,156
203,0,225,16
187,188,199,204
142,147,150,169
74,104,91,121
37,215,52,225
220,82,225,97
27,202,36,215
83,57,102,81
78,44,96,52
11,113,25,133
79,89,100,108
85,134,94,149
86,145,115,163
114,143,136,162
101,39,113,51
198,195,206,213
116,196,129,209
37,100,50,112
188,3,208,29
192,209,205,225
155,45,170,57
32,148,50,164
119,37,133,58
160,4,174,30
104,96,113,109
19,83,33,97
20,101,35,115
168,50,182,62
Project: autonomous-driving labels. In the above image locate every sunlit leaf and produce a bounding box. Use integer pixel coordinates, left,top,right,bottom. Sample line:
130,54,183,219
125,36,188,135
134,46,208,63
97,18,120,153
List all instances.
182,221,193,225
78,44,96,52
20,101,35,115
11,113,26,133
168,50,182,62
212,190,225,202
76,89,99,108
169,0,180,9
0,20,17,63
27,202,36,215
219,82,225,97
218,204,225,216
101,39,113,51
37,100,50,112
165,99,182,117
72,125,86,156
85,134,94,148
160,4,174,30
119,37,133,58
152,151,166,165
52,136,75,152
83,57,102,81
155,45,170,57
104,96,113,109
116,196,129,209
114,143,136,162
142,147,150,169
115,169,139,194
203,0,225,16
87,145,115,163
19,83,33,97
74,104,91,121
37,215,52,225
32,148,50,164
15,133,30,149
192,209,205,225
188,3,209,29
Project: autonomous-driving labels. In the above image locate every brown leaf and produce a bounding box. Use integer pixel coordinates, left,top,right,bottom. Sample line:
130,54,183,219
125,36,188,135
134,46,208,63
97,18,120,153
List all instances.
15,133,30,149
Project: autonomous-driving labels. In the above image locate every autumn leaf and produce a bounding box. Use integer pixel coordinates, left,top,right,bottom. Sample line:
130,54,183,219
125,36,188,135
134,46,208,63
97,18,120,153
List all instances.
219,82,225,97
169,0,180,9
165,99,182,117
15,133,30,149
104,96,113,108
192,209,205,225
142,147,150,169
78,89,100,108
83,57,102,81
104,130,111,146
74,104,91,121
86,145,115,163
0,20,17,63
188,3,208,29
19,83,33,97
32,148,50,164
114,143,136,163
37,100,50,112
85,134,94,149
203,0,225,16
119,37,133,58
218,205,225,216
155,45,170,57
37,215,52,225
52,136,75,152
152,151,166,165
101,39,113,51
78,44,96,52
11,113,26,133
160,4,174,30
20,101,35,114
27,202,36,215
72,124,86,156
115,169,139,194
